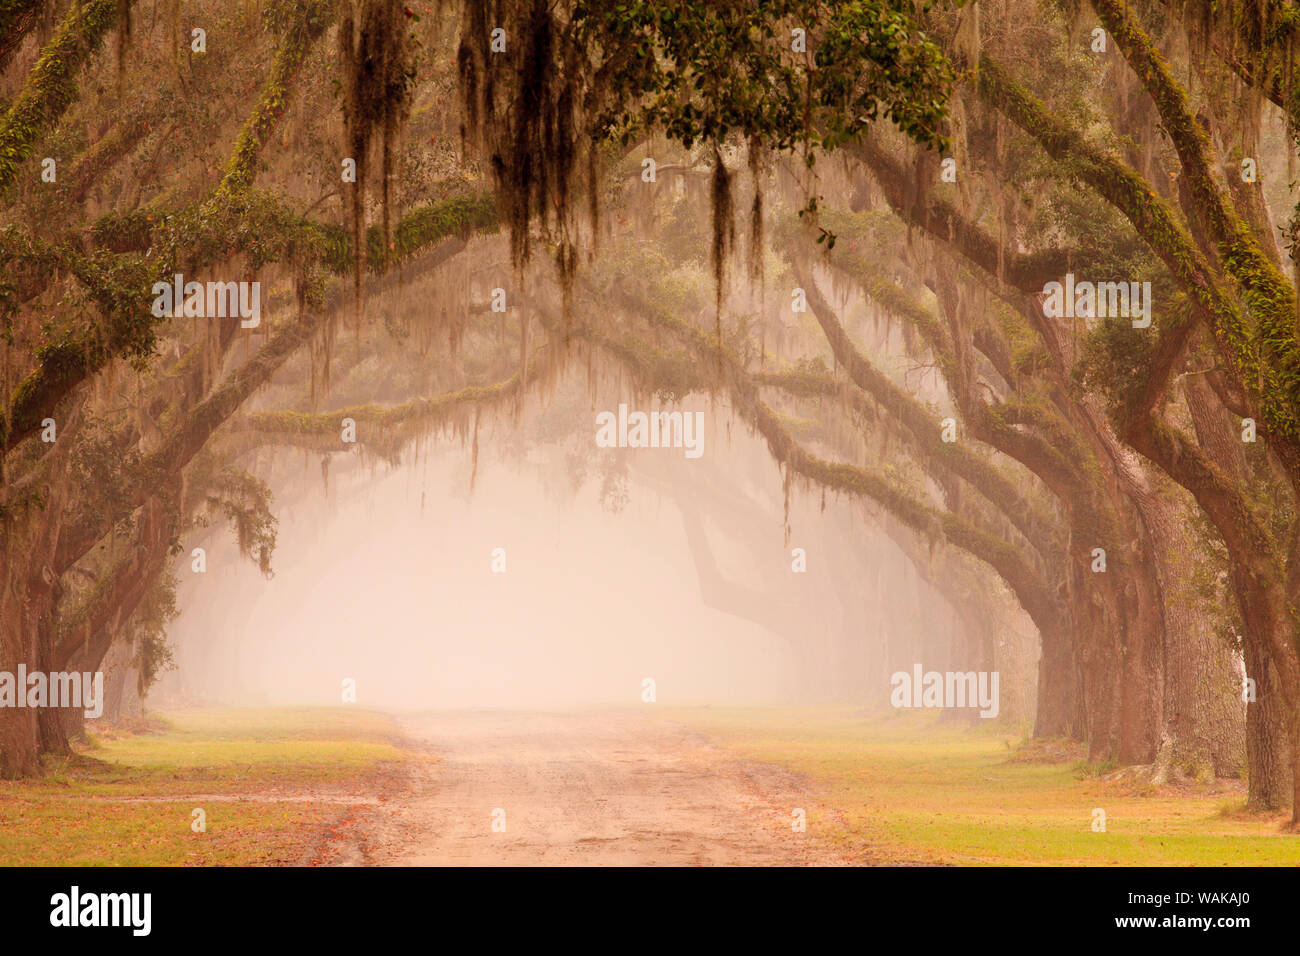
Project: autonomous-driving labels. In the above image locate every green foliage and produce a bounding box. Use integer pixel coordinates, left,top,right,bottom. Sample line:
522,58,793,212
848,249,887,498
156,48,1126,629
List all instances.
1075,288,1179,422
459,0,958,285
89,208,155,253
369,192,498,270
0,0,119,192
205,468,278,578
68,417,144,527
575,0,956,153
220,0,336,197
127,571,179,695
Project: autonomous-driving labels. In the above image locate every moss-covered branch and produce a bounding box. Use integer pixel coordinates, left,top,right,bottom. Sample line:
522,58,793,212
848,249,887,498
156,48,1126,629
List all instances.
217,0,334,196
0,0,124,190
1091,0,1300,443
312,193,501,275
793,262,1060,561
847,137,1073,296
241,361,541,454
2,183,492,453
53,304,322,574
1122,401,1300,705
53,484,180,672
51,226,476,574
976,53,1300,457
1160,0,1300,126
810,235,1094,511
599,282,1061,635
0,0,340,454
0,0,47,74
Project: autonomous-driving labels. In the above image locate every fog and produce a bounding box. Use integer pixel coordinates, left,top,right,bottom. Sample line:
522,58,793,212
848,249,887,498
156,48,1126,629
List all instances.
147,139,1033,719
164,397,839,709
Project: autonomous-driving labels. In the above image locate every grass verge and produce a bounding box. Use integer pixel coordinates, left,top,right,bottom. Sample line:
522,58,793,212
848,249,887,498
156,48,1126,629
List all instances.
0,707,415,866
662,706,1300,865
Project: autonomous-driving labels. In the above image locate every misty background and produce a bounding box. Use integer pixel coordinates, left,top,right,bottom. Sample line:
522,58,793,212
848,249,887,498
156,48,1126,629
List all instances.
156,380,993,712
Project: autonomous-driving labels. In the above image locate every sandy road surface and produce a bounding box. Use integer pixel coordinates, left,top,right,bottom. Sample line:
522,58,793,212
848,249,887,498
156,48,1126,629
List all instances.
352,710,846,866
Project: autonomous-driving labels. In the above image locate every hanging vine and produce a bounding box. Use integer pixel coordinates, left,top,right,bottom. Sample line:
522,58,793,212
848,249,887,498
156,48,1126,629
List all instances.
338,0,418,323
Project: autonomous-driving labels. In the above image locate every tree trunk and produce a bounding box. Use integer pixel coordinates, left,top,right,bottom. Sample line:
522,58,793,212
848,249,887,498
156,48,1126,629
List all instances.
1243,642,1291,809
0,590,44,777
35,597,71,758
1036,620,1079,739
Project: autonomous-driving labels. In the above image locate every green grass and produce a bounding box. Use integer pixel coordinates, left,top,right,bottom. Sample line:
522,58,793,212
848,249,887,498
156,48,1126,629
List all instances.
662,706,1300,866
0,707,414,866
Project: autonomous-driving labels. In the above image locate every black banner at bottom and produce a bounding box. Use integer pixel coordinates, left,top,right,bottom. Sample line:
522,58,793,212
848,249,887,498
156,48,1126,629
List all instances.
0,865,1276,943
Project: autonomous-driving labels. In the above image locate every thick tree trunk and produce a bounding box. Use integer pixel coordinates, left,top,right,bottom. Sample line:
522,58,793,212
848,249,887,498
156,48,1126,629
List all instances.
1118,461,1245,778
938,606,990,726
0,590,44,777
1068,548,1145,763
0,650,40,778
1148,515,1245,778
99,640,135,724
1036,620,1080,739
1243,641,1291,809
1182,375,1285,796
1119,557,1165,765
35,598,72,758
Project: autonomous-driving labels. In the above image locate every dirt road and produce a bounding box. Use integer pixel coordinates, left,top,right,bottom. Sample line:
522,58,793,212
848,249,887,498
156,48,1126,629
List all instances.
353,710,845,866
